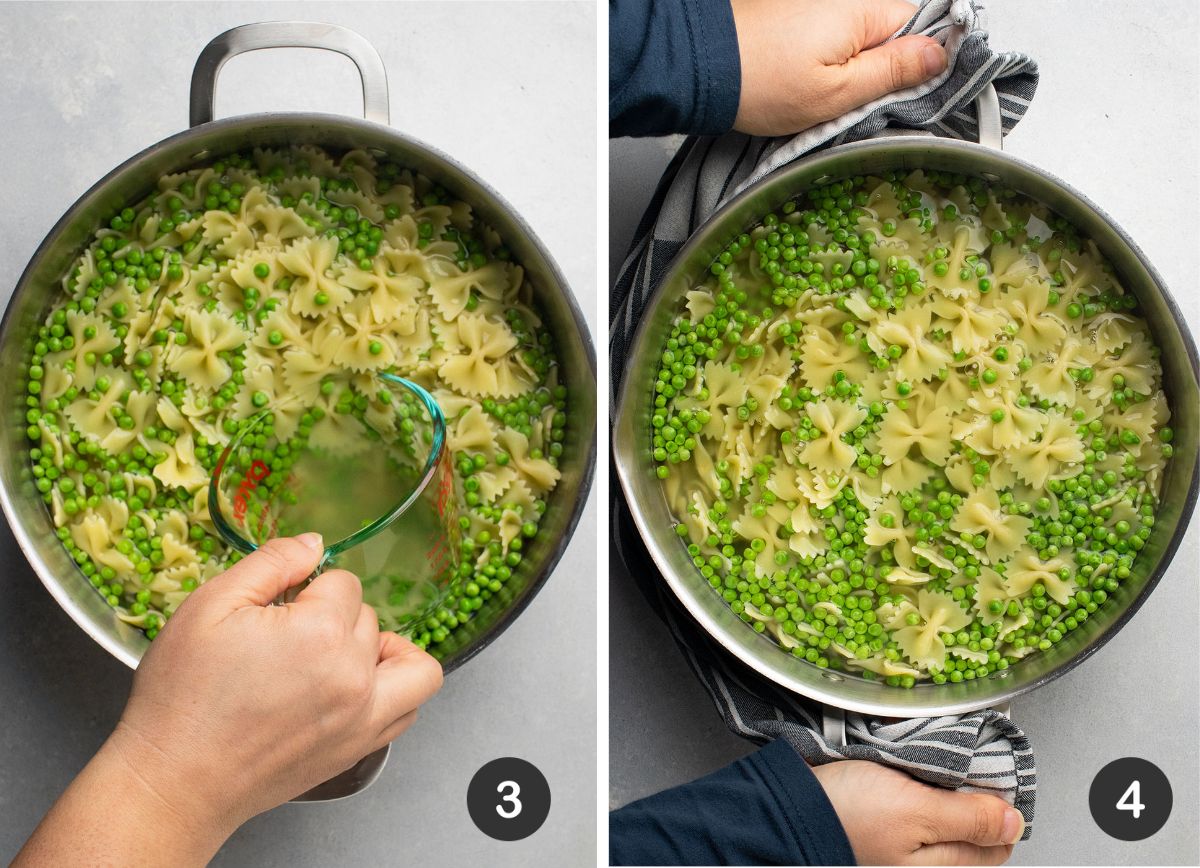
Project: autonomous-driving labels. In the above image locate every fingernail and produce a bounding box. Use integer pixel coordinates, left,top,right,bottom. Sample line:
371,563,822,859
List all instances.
922,44,947,77
296,532,323,552
1002,808,1024,844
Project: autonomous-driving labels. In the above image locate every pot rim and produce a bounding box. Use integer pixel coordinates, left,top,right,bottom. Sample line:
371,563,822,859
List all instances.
612,133,1200,717
2,110,597,674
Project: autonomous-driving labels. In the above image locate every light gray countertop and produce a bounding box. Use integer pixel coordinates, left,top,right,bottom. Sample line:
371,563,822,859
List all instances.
0,3,596,865
610,1,1199,864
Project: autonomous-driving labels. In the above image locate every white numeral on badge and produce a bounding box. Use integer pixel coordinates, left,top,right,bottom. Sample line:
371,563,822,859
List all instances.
1116,780,1145,819
496,780,522,819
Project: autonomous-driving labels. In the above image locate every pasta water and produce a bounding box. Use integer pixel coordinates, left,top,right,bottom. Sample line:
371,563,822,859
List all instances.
211,375,461,632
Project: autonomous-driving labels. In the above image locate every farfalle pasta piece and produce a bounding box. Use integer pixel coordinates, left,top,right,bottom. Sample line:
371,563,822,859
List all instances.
1055,243,1112,304
950,489,1031,563
927,218,988,297
1089,312,1137,354
881,454,935,495
437,313,527,398
690,360,748,439
334,296,397,373
200,209,256,259
965,390,1046,452
339,253,424,325
745,368,791,427
236,363,305,441
732,503,791,578
102,391,157,455
685,289,716,323
988,243,1042,290
1006,411,1084,488
882,565,935,586
428,262,516,322
251,305,310,355
474,466,518,503
291,144,339,176
53,311,121,390
912,544,957,573
799,326,873,389
845,654,922,679
448,404,497,456
152,431,208,493
876,404,952,465
868,304,951,383
278,236,353,317
383,215,457,262
861,179,904,221
797,399,866,475
972,567,1011,626
863,494,918,569
892,590,972,670
930,296,1007,355
308,394,371,458
71,512,135,575
1024,337,1090,406
62,368,132,446
326,186,385,224
1086,332,1156,399
392,306,436,369
497,428,561,494
245,201,313,246
497,508,525,554
1005,547,1075,604
1002,279,1066,355
169,308,247,391
1111,391,1168,453
869,217,925,259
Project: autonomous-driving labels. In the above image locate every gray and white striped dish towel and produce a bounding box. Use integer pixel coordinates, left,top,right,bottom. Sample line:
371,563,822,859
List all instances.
610,0,1040,837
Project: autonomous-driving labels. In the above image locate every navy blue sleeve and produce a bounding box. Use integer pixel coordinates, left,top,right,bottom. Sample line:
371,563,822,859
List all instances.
609,739,857,866
609,0,742,138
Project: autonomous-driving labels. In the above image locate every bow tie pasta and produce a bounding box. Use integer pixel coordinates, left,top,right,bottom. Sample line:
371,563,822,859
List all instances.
655,170,1174,686
23,146,569,655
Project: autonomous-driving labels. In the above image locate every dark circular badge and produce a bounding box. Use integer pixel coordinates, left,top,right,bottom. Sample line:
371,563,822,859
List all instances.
467,757,551,841
1088,757,1172,841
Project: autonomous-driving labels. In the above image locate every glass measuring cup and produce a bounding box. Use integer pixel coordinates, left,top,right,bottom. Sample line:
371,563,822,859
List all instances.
208,373,461,633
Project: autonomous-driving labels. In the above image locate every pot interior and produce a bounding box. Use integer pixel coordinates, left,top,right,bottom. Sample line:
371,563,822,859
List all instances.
613,136,1198,717
1,113,596,672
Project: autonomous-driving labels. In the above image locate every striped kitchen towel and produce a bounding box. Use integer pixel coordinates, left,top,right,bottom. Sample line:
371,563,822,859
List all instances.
610,0,1039,837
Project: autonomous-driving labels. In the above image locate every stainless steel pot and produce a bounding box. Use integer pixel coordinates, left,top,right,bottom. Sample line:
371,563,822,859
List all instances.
613,87,1198,723
2,24,596,679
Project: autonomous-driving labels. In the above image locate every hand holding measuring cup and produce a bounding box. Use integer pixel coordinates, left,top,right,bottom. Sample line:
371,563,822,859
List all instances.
13,534,445,867
209,373,462,634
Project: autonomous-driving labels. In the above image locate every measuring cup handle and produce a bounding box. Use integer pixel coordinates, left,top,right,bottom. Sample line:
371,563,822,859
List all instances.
189,21,391,128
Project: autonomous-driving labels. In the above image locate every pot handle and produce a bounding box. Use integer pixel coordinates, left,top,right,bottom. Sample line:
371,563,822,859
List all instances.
820,700,1014,746
975,83,1003,151
189,21,390,128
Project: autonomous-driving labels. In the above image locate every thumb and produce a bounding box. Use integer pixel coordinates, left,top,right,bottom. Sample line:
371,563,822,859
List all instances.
836,34,946,112
200,533,324,608
921,788,1025,847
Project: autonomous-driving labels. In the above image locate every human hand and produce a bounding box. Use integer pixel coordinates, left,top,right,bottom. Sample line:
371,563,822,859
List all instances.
113,534,444,829
731,0,947,136
15,534,443,867
812,759,1024,865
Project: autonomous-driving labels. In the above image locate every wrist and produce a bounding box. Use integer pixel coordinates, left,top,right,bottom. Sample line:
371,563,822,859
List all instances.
101,724,239,861
13,726,237,868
